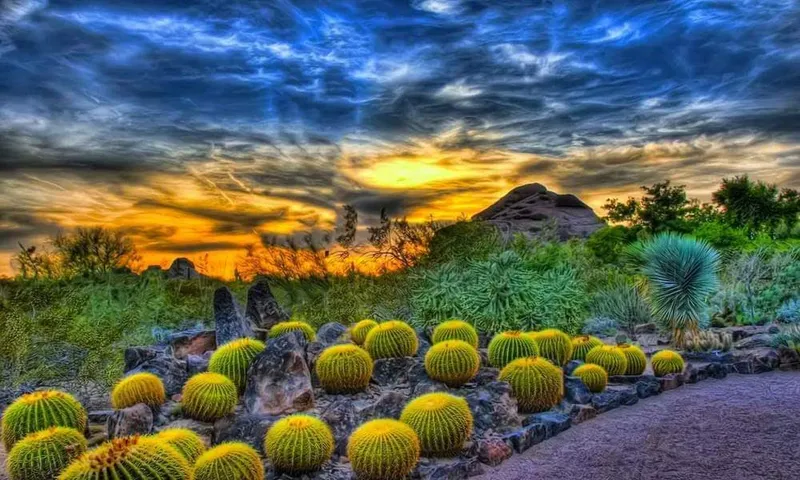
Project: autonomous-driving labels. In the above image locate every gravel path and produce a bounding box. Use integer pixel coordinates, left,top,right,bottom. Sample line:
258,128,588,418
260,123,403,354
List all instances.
477,371,800,480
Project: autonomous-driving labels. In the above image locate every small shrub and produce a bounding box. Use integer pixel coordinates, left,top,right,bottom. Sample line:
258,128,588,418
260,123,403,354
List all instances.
771,325,800,352
487,331,538,368
570,335,604,361
59,436,191,480
350,319,378,345
572,364,607,393
498,356,563,413
208,338,266,393
264,415,334,474
651,349,685,376
585,345,628,376
363,321,418,359
315,344,373,394
269,321,316,341
194,442,264,480
424,340,480,387
181,373,238,422
2,390,87,450
590,283,651,338
776,299,800,324
111,372,166,410
400,393,473,457
6,427,87,480
431,319,479,348
347,419,420,480
528,329,573,366
581,317,618,336
683,330,733,352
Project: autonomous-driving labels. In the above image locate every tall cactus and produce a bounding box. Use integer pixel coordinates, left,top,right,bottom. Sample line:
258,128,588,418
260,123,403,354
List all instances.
111,372,167,410
399,393,473,457
315,344,373,394
431,320,479,348
2,390,87,450
264,414,334,474
58,436,191,480
209,338,266,393
181,373,238,422
194,442,264,480
498,356,563,413
487,331,539,368
347,419,420,480
363,321,419,359
424,340,480,387
6,427,87,480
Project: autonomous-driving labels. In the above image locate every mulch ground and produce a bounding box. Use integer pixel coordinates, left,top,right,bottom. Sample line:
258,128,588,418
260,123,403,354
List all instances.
477,371,800,480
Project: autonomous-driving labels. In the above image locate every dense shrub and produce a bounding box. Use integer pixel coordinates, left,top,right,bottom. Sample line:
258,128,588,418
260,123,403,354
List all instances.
777,299,800,324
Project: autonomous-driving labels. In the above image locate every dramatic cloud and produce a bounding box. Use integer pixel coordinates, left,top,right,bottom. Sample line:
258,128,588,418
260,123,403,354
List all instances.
0,0,798,275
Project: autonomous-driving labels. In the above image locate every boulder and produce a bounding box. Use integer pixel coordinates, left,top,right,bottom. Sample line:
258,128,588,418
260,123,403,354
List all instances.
501,422,548,454
187,352,212,376
561,403,597,424
371,357,420,386
316,322,348,346
526,411,571,436
214,413,278,451
167,328,216,359
634,323,658,335
564,360,583,376
362,391,407,420
734,334,774,350
124,347,188,396
471,183,603,240
245,280,289,331
166,258,203,280
415,457,484,479
214,287,253,346
564,376,592,404
319,398,358,455
475,437,513,466
244,332,314,416
107,403,153,439
462,381,522,435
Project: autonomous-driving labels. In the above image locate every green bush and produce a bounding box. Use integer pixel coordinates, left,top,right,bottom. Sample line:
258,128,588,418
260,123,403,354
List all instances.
590,282,652,337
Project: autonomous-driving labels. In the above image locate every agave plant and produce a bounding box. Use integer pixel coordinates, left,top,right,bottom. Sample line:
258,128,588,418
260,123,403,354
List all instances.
630,233,720,347
590,281,652,339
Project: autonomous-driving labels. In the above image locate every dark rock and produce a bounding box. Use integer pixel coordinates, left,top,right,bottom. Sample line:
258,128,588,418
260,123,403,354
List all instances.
564,376,592,404
527,412,571,436
266,461,352,480
319,398,358,455
478,334,491,349
371,357,419,386
124,347,188,397
305,341,326,388
167,258,203,279
417,336,432,359
719,325,774,342
681,363,700,384
562,403,597,424
214,413,278,450
502,422,548,453
471,183,603,240
167,328,216,359
214,286,253,346
187,352,212,376
606,386,639,406
632,377,661,398
634,323,658,335
245,280,289,331
415,457,483,480
88,410,114,424
591,390,622,413
734,334,774,350
682,351,734,363
244,332,314,415
659,373,683,391
124,346,165,371
777,347,800,369
564,360,583,376
693,362,728,381
471,368,499,386
364,391,407,420
316,323,348,346
107,403,154,439
412,379,449,396
475,437,513,466
751,348,780,373
463,381,522,435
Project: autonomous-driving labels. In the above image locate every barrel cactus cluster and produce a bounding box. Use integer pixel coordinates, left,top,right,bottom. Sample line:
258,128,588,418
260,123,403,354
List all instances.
6,427,87,480
651,349,686,376
194,442,265,480
528,329,573,366
498,356,564,413
570,335,604,361
350,319,379,345
572,363,608,393
400,393,473,456
315,344,374,393
487,331,539,368
363,320,419,359
155,428,207,464
347,419,421,480
268,321,317,341
585,345,629,376
424,340,480,387
617,343,647,375
111,372,167,410
264,414,334,474
181,372,238,422
208,338,266,392
431,320,479,348
2,390,88,450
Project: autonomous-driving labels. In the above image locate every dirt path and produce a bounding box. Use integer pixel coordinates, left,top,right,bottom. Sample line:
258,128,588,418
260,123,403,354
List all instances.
477,371,800,480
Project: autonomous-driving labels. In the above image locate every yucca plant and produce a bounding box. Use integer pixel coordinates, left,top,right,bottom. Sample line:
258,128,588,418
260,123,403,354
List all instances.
629,234,720,347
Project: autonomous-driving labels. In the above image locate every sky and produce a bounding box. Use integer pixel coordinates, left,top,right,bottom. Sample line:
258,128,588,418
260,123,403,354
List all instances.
0,0,799,277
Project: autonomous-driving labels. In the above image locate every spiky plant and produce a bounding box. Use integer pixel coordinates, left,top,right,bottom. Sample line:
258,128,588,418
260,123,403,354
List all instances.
194,442,264,480
209,338,266,393
487,331,538,368
363,320,419,359
154,428,206,464
315,344,373,394
498,356,563,413
651,349,685,376
585,345,628,376
630,233,720,346
268,321,316,341
617,343,647,375
347,419,420,480
264,414,334,474
528,329,573,366
399,393,473,457
431,320,479,348
590,281,652,339
350,319,379,345
571,335,604,361
58,436,191,480
572,364,608,393
6,427,87,480
111,372,167,410
2,390,88,450
181,373,238,422
424,340,480,387
684,330,733,352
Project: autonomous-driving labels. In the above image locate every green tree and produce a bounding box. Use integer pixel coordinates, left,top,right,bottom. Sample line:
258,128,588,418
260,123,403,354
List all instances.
603,181,713,233
712,175,800,233
53,227,138,276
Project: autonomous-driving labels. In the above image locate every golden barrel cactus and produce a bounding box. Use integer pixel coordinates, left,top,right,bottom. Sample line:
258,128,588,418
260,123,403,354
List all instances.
572,363,608,393
424,340,480,387
350,319,379,345
6,427,87,480
617,343,647,375
58,436,191,480
193,442,264,480
347,419,420,480
487,331,538,368
399,393,473,457
498,356,563,413
570,335,604,361
2,390,87,450
315,344,373,394
264,414,334,474
208,338,266,393
111,372,167,410
268,321,316,342
528,329,573,366
585,345,628,376
431,320,479,348
154,428,207,463
181,373,238,422
363,321,419,359
651,349,685,376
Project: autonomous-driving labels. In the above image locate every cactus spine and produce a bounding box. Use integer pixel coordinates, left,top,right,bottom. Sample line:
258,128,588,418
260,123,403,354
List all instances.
528,329,573,366
431,320,479,348
363,321,419,359
572,364,608,393
2,390,88,450
154,428,207,463
264,414,334,474
584,345,628,376
269,321,316,341
194,442,264,480
399,393,473,457
209,338,266,392
347,419,420,480
487,331,539,368
571,335,604,361
498,356,563,413
315,344,373,394
424,340,480,387
350,319,379,345
6,427,87,480
111,372,167,410
181,373,238,422
651,349,685,376
58,436,191,480
617,343,647,375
